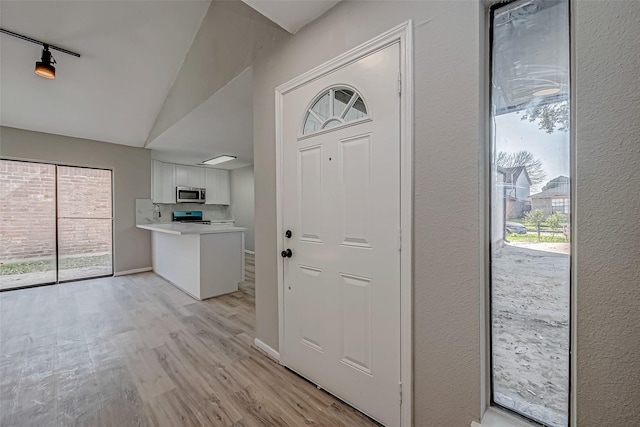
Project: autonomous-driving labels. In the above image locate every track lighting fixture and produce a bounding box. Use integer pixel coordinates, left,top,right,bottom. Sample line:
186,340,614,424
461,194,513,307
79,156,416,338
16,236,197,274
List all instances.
0,28,80,80
35,45,56,79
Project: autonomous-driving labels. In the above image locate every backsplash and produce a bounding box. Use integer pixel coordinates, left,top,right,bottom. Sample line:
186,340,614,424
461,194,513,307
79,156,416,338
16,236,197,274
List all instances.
136,199,232,224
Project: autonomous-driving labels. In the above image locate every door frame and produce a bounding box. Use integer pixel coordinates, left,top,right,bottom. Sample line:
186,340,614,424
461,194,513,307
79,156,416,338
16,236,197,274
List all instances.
0,158,115,291
273,21,413,426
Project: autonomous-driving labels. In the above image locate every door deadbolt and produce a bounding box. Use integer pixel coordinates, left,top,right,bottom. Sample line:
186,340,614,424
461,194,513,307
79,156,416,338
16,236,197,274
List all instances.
285,230,292,238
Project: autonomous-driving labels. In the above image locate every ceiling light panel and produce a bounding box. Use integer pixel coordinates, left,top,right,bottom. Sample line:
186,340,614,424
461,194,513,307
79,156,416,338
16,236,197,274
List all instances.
203,155,236,166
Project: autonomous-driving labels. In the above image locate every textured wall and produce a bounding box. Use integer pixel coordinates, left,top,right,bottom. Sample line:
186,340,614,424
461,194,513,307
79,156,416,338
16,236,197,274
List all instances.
253,2,482,425
574,1,640,425
0,126,151,273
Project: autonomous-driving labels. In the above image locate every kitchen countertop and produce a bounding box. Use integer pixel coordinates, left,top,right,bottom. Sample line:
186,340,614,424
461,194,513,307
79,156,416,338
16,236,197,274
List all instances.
137,223,247,235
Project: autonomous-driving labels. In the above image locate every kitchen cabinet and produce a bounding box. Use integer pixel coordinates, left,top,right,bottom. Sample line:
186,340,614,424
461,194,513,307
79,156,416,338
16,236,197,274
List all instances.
175,165,206,188
151,160,176,203
151,160,230,205
205,169,230,205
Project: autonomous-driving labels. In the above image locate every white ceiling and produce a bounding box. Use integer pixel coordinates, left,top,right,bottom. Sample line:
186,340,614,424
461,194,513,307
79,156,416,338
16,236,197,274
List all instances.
0,0,339,168
0,0,210,147
147,68,253,170
241,0,341,33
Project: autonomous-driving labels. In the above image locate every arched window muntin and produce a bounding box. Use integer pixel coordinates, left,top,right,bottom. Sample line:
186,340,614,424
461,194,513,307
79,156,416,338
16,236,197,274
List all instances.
299,85,371,139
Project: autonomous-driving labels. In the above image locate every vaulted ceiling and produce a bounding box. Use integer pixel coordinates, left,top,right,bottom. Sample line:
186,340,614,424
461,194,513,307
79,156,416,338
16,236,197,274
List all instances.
0,0,211,147
0,0,341,167
241,0,341,33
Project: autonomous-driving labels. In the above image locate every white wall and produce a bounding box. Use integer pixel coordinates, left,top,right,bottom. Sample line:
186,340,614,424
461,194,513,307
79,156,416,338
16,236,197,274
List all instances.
231,165,255,252
253,2,483,425
574,1,640,424
0,126,152,273
516,172,530,201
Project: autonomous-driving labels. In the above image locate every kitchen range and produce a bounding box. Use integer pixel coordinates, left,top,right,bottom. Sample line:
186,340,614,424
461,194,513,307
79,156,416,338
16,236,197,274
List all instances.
172,210,211,224
137,210,246,300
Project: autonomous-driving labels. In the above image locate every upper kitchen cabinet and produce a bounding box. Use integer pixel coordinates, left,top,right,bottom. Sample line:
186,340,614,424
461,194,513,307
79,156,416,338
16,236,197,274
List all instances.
152,161,229,205
151,160,176,204
205,169,230,205
175,165,206,188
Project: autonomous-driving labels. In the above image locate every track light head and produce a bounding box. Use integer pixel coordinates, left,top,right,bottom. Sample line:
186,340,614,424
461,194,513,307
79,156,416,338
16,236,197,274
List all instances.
1,29,80,79
35,45,56,79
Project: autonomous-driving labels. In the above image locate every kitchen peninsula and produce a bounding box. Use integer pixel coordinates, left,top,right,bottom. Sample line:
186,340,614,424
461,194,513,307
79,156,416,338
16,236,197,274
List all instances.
137,222,246,300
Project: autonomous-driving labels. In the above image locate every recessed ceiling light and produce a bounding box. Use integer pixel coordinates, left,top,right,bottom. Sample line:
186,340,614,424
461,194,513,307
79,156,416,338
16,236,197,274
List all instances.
532,87,561,97
203,155,236,166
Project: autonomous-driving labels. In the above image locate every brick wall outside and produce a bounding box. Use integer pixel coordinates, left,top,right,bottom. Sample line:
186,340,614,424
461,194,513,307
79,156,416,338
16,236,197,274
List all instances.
0,160,112,263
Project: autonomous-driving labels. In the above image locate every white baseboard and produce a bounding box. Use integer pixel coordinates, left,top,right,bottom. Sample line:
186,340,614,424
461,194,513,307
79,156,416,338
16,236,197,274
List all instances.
114,267,153,277
244,249,255,255
253,338,280,362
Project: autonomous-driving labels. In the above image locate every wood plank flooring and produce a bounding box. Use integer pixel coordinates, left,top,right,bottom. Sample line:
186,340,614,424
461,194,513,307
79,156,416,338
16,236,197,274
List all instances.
0,254,379,427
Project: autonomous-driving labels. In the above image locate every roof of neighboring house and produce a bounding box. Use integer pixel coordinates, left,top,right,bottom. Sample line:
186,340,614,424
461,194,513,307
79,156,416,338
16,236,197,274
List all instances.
502,166,532,185
530,183,571,199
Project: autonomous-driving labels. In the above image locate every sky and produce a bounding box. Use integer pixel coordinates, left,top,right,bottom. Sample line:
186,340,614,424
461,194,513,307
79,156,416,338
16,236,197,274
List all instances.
494,111,570,191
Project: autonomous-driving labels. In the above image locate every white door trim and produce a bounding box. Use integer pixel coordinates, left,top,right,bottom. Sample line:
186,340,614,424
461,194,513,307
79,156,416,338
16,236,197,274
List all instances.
275,20,413,427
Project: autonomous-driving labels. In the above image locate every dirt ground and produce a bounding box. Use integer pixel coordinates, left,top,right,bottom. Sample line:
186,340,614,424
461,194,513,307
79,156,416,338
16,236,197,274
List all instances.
492,242,570,427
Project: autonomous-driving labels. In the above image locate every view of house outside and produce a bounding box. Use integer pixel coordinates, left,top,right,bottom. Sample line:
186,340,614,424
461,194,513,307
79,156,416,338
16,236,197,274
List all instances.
490,0,570,426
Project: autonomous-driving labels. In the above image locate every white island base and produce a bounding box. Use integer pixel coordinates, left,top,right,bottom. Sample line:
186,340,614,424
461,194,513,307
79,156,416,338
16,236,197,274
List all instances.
138,224,245,300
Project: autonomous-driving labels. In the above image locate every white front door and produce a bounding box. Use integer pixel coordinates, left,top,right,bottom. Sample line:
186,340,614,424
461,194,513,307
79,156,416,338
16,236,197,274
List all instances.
281,42,401,427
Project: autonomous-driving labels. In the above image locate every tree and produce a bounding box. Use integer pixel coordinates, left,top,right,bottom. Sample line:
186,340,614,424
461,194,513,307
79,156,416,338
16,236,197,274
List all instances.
545,212,567,238
525,209,545,242
497,150,547,191
519,100,570,134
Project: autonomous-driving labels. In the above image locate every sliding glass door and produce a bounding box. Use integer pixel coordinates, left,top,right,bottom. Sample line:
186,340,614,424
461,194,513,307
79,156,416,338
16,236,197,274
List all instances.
0,160,57,290
57,166,113,282
0,160,113,291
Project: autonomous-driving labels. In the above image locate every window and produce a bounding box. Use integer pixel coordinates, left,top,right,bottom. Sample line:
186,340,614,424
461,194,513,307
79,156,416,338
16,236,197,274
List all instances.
301,87,368,135
552,198,570,214
490,0,571,426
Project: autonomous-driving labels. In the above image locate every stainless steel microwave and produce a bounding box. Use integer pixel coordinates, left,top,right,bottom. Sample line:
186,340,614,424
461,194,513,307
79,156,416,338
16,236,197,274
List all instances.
176,187,206,203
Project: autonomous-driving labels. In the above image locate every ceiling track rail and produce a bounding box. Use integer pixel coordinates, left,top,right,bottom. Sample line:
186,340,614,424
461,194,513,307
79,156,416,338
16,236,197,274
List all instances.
0,28,81,57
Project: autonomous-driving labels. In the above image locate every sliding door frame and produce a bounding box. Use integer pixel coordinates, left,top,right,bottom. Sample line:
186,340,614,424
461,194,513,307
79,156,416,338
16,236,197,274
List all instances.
0,158,114,291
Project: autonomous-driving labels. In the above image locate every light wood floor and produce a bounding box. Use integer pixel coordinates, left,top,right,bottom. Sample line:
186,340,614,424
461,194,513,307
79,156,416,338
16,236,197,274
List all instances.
0,254,379,427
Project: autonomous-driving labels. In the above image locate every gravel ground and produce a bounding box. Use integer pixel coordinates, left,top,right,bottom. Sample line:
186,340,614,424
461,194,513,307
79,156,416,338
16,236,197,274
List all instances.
492,243,570,427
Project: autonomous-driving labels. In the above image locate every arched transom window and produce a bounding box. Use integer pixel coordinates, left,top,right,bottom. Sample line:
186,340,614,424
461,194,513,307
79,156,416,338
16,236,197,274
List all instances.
302,87,369,135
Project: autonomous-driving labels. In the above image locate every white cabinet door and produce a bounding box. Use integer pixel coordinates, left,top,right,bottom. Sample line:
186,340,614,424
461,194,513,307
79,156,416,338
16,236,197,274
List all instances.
205,169,230,205
215,169,230,205
152,160,175,203
205,169,218,204
189,167,205,188
176,165,205,188
175,165,190,187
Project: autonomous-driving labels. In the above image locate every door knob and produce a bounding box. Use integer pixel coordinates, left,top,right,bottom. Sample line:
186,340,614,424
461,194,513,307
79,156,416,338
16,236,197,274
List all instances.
281,249,292,258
